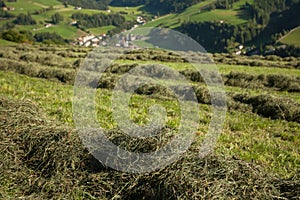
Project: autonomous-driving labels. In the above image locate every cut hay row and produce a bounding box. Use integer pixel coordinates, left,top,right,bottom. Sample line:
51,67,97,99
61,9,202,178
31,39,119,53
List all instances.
1,45,300,70
1,97,299,199
1,57,300,123
181,70,300,92
225,71,300,92
233,93,300,123
0,58,76,84
2,53,300,93
121,49,300,69
0,45,300,92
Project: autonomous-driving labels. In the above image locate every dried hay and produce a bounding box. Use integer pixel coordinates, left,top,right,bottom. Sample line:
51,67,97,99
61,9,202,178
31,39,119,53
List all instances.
0,97,299,199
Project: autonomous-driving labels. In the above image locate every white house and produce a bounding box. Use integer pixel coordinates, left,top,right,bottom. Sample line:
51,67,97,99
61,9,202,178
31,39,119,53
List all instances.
70,21,77,25
137,16,146,24
44,23,53,28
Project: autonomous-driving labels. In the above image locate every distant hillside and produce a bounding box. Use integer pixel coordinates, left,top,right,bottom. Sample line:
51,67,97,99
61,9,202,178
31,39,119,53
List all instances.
173,0,300,54
0,0,299,56
145,0,252,28
279,26,300,47
110,0,202,14
58,0,110,10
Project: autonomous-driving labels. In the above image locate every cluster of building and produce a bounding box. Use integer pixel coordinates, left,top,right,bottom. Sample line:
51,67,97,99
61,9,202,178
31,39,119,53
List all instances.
73,14,149,47
71,7,150,47
235,45,244,55
136,16,146,24
74,34,105,47
114,33,142,48
73,33,143,48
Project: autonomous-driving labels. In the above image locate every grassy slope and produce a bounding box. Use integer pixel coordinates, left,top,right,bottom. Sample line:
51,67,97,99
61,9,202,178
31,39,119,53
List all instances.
5,0,51,14
0,68,299,178
88,25,116,35
34,24,79,39
0,45,299,178
145,0,253,28
280,26,300,47
116,59,300,76
116,59,300,103
0,39,16,45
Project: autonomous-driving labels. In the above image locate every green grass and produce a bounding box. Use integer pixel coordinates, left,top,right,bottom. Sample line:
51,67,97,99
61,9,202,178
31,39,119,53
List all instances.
5,0,61,15
0,45,299,198
34,24,79,39
225,85,300,103
280,26,300,47
115,59,300,76
29,0,62,7
0,1,146,41
88,25,116,35
5,0,43,15
217,63,300,76
0,71,73,124
0,39,16,45
109,5,143,15
0,69,299,177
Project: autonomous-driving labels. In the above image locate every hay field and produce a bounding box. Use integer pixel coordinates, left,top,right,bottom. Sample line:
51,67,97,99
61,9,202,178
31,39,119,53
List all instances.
0,45,299,199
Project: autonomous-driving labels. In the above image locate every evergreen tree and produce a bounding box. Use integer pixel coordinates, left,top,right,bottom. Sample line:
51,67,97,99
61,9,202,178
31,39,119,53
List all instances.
14,13,36,25
51,13,64,24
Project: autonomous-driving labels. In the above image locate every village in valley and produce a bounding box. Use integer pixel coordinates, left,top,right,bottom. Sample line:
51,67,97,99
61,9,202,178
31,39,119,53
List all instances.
69,7,148,48
0,2,149,49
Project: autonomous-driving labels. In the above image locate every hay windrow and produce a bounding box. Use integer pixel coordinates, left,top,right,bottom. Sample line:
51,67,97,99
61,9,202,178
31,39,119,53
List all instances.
0,97,299,199
233,93,300,123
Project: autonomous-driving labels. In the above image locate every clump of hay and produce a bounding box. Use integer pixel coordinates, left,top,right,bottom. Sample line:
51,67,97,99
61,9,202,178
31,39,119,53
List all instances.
0,97,299,199
234,93,300,123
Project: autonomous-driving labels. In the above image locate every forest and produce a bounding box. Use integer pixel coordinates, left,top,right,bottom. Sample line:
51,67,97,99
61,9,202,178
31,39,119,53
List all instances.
72,13,126,29
71,12,135,34
83,0,204,14
59,0,110,10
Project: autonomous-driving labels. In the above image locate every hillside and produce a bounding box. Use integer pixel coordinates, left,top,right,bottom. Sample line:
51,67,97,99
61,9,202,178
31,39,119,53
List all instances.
175,0,300,54
145,0,253,28
0,0,299,56
0,0,146,41
0,44,300,198
279,26,300,47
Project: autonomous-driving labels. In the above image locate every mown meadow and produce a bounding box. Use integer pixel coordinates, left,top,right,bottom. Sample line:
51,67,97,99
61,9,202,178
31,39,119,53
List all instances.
0,44,299,199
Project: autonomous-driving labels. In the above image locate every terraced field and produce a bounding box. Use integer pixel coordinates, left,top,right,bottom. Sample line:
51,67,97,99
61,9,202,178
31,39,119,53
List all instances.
0,44,299,199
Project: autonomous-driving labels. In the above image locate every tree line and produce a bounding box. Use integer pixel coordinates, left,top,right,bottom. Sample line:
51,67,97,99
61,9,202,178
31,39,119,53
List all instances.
14,13,36,25
208,0,239,10
249,0,300,26
112,0,202,14
65,0,203,14
178,20,262,52
58,0,110,10
71,12,134,33
72,13,125,28
1,30,68,44
0,9,14,18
